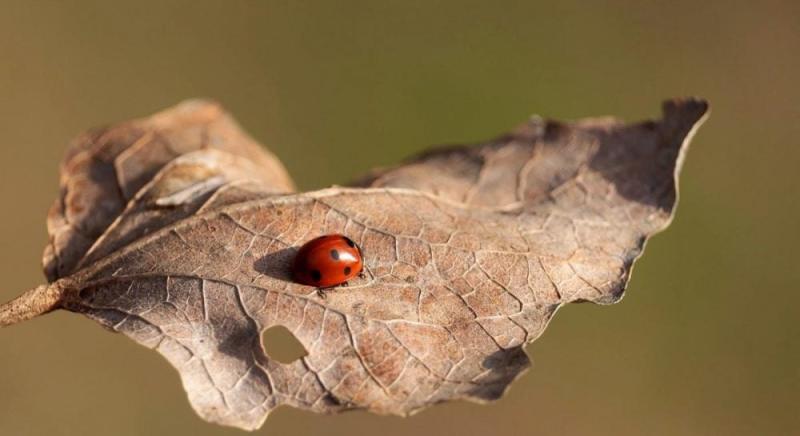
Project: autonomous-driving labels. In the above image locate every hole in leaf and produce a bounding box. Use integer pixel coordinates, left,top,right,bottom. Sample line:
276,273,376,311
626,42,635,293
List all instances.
260,325,307,364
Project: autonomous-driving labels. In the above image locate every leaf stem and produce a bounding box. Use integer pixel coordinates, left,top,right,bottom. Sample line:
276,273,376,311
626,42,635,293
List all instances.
0,282,65,327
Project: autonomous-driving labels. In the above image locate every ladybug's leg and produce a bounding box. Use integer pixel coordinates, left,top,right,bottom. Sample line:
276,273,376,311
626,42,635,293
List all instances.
316,288,328,299
340,281,349,287
358,270,366,279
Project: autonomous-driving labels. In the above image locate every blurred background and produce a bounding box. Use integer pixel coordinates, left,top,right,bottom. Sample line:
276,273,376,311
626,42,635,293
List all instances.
0,1,797,435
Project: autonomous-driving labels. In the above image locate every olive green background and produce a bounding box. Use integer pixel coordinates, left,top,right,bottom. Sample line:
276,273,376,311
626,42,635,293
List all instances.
0,1,797,435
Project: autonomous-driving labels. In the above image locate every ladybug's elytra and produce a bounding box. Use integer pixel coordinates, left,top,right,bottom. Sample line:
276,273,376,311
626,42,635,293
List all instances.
291,234,364,288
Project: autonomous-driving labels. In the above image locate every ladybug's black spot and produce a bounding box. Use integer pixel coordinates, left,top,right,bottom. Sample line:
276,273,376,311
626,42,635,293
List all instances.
330,249,340,260
343,237,356,248
310,269,322,282
344,266,352,276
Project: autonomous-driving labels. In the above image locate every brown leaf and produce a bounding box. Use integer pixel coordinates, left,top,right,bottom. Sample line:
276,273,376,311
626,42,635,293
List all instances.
0,98,708,430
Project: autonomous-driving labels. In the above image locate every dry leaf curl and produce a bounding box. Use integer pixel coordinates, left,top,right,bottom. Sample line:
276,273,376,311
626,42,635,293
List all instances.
0,98,708,430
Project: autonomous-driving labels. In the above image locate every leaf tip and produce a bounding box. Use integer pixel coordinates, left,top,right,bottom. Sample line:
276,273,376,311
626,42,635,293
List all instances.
662,97,710,126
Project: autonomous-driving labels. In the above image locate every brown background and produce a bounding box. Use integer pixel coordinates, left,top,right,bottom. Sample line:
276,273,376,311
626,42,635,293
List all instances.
0,1,798,435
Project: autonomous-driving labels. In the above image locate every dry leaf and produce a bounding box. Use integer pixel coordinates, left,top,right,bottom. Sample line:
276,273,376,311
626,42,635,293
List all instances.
0,98,708,430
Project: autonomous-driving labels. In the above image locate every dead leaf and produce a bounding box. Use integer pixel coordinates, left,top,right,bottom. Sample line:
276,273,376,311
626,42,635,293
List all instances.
0,98,708,430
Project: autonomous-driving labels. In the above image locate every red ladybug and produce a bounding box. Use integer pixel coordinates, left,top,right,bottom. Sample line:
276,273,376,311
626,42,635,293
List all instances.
292,234,364,288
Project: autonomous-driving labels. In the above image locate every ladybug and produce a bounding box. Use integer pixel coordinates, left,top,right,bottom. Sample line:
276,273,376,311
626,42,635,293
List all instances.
292,234,364,290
